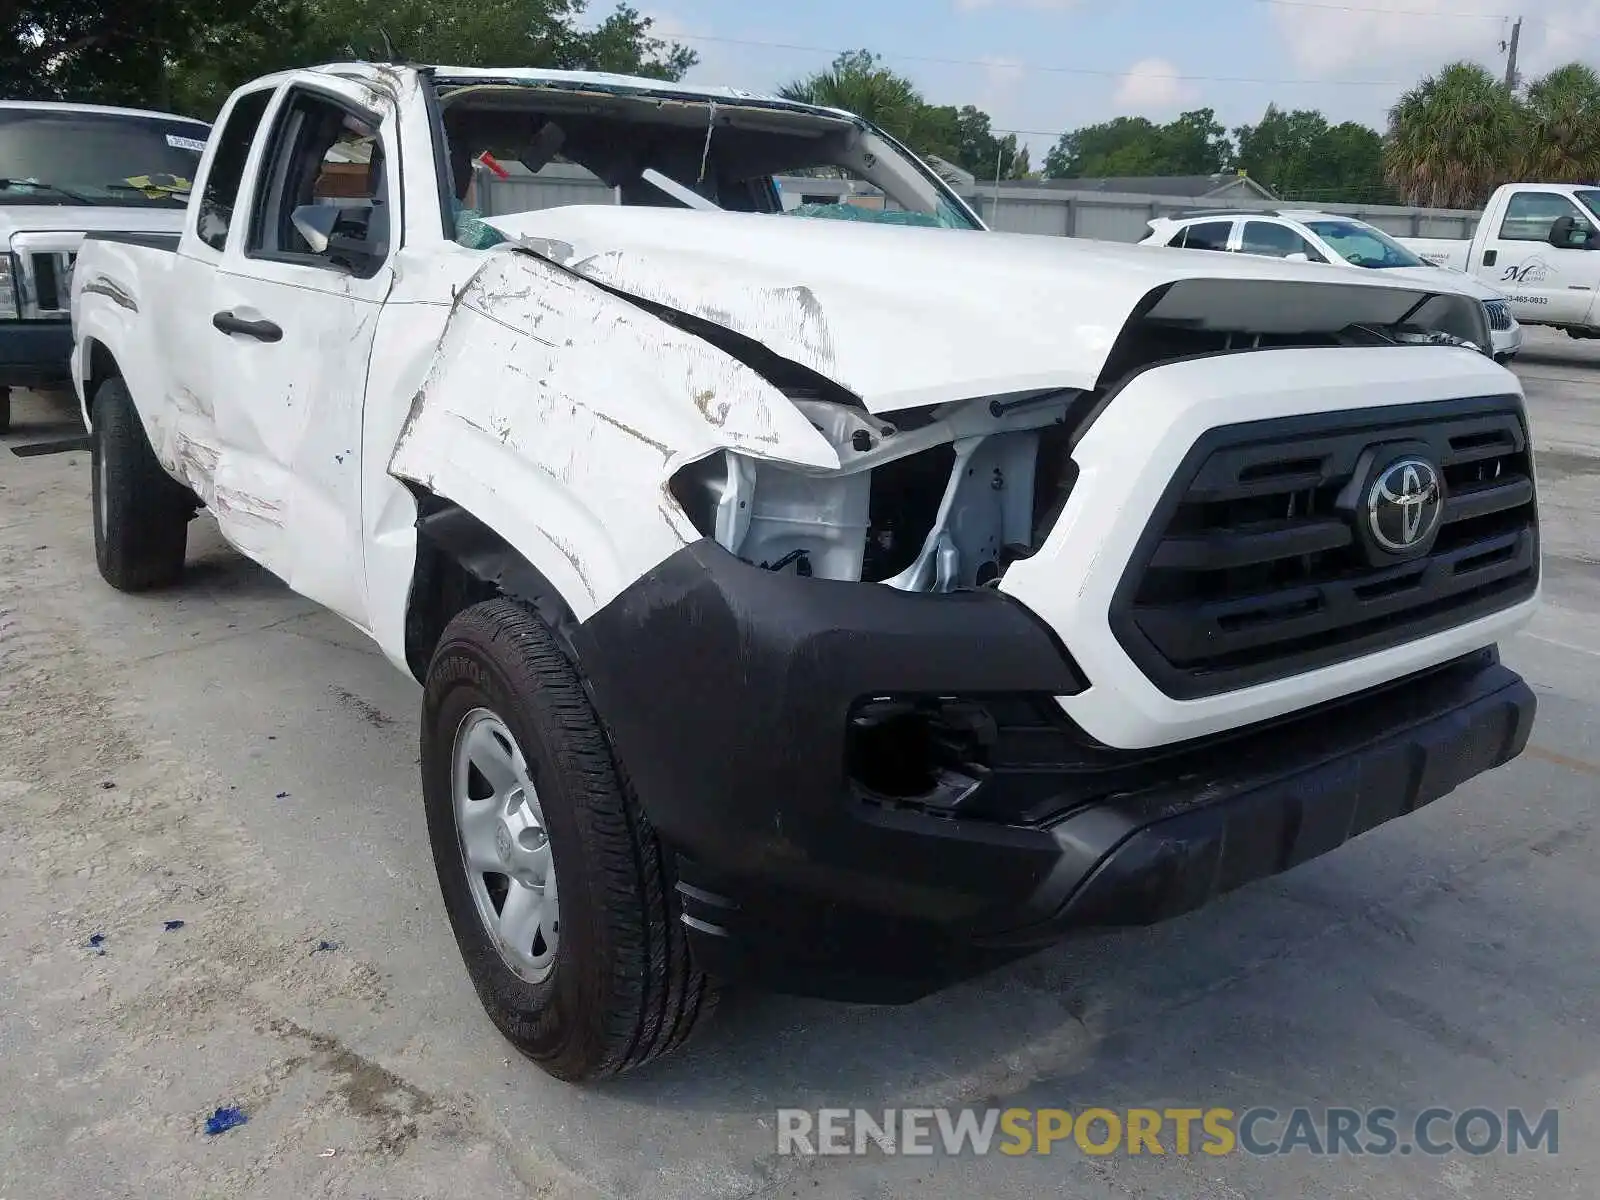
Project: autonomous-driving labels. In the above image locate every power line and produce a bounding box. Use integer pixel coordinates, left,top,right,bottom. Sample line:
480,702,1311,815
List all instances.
666,33,1412,88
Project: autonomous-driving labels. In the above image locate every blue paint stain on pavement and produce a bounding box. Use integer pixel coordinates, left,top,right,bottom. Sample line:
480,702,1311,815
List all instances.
204,1106,248,1136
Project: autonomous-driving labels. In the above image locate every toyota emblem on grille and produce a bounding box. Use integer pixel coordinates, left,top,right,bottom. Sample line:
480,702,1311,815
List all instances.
1367,458,1443,553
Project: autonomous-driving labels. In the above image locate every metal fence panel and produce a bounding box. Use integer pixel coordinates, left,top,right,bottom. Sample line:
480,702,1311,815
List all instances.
1074,200,1161,243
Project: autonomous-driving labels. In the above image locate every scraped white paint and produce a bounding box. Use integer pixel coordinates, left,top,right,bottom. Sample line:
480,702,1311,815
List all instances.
387,249,837,619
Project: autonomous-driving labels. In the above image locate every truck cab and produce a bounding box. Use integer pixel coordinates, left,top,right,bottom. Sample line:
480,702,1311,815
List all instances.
1401,182,1600,337
0,101,209,432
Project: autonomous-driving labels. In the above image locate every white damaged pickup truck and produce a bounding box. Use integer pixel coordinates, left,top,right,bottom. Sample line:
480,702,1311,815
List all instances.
71,62,1541,1081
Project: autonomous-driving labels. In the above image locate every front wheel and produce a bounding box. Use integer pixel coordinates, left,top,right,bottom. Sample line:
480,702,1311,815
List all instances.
91,377,194,591
421,599,717,1081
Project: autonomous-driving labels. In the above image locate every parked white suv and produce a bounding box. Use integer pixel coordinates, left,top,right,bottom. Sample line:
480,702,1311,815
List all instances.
1143,210,1524,364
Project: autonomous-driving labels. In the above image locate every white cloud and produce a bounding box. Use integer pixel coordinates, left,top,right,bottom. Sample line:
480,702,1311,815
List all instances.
1268,0,1600,84
1113,58,1199,114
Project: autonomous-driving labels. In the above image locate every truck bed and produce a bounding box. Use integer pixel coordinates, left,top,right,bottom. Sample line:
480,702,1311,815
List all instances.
70,232,186,433
1398,236,1472,271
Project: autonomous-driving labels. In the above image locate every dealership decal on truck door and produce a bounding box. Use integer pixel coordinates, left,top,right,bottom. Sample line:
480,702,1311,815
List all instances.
1503,258,1552,285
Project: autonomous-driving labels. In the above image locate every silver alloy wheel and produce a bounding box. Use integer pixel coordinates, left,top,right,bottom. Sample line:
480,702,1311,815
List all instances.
452,708,559,981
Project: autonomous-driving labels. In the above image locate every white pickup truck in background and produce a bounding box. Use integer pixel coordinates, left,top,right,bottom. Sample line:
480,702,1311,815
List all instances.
70,61,1540,1082
0,101,209,432
1400,182,1600,339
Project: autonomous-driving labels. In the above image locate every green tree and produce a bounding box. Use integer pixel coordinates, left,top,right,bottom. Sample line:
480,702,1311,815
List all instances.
1519,62,1600,182
1384,61,1521,207
946,104,1030,180
779,50,963,162
1044,116,1157,177
1234,105,1324,195
0,0,277,110
777,51,1028,172
1233,104,1388,202
1043,109,1230,179
1319,121,1389,202
1162,108,1231,175
2,0,696,120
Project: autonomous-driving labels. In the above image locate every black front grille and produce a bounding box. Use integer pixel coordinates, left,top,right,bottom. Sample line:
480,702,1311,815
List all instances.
1485,300,1512,332
1111,396,1539,700
30,251,74,312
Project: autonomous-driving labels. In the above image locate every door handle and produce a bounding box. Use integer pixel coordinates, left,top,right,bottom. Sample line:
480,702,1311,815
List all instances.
212,311,283,342
1483,249,1498,267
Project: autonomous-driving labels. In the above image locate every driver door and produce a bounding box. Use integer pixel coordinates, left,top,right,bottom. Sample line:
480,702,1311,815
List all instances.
208,78,398,631
1483,189,1595,324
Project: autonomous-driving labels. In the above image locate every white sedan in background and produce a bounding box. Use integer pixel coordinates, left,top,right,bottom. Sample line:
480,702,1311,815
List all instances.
1143,209,1525,364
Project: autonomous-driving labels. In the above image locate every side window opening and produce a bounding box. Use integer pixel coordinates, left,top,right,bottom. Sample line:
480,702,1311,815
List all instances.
1240,220,1321,260
248,90,390,277
1499,192,1592,243
1172,220,1233,251
196,89,273,253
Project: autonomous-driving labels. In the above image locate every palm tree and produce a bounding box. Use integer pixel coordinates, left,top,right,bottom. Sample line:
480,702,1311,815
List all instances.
780,50,934,154
1384,62,1522,207
1520,63,1600,182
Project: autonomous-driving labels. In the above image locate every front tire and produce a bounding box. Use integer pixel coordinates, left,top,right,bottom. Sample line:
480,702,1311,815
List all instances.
421,599,717,1081
91,377,194,592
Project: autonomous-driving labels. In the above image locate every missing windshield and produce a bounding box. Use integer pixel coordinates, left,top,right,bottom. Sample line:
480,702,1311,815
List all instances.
430,79,981,244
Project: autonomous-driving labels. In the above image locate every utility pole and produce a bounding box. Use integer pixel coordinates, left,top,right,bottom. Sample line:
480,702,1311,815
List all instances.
1504,16,1523,91
992,144,1008,220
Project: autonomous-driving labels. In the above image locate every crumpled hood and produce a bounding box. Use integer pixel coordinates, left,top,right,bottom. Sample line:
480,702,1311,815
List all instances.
485,205,1472,413
1380,264,1508,304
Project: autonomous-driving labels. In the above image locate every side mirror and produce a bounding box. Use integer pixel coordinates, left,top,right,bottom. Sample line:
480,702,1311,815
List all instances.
1285,252,1310,263
1548,214,1595,250
291,204,341,253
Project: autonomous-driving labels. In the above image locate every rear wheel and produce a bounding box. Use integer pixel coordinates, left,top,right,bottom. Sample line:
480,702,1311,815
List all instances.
421,599,717,1081
91,377,194,591
0,387,11,434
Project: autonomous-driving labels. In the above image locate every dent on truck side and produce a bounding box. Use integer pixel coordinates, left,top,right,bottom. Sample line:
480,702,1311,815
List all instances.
73,241,163,431
387,248,839,622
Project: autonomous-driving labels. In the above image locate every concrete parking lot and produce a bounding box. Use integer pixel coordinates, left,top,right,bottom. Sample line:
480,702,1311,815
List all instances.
1,330,1597,1199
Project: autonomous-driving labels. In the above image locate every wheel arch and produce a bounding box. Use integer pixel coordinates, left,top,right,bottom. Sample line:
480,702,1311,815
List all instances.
403,487,582,684
79,337,123,429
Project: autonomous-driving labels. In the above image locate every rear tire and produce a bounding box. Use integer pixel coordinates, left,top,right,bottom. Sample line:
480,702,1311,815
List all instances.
421,598,717,1082
91,377,193,592
0,387,11,434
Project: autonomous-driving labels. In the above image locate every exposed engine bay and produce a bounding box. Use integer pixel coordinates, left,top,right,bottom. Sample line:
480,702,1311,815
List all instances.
671,388,1078,591
668,304,1492,592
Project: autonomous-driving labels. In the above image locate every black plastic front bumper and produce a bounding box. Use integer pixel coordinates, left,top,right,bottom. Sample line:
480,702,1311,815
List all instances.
574,542,1536,1003
0,321,72,388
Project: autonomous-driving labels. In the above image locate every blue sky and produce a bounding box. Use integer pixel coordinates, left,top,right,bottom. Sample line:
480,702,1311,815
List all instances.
625,0,1600,163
